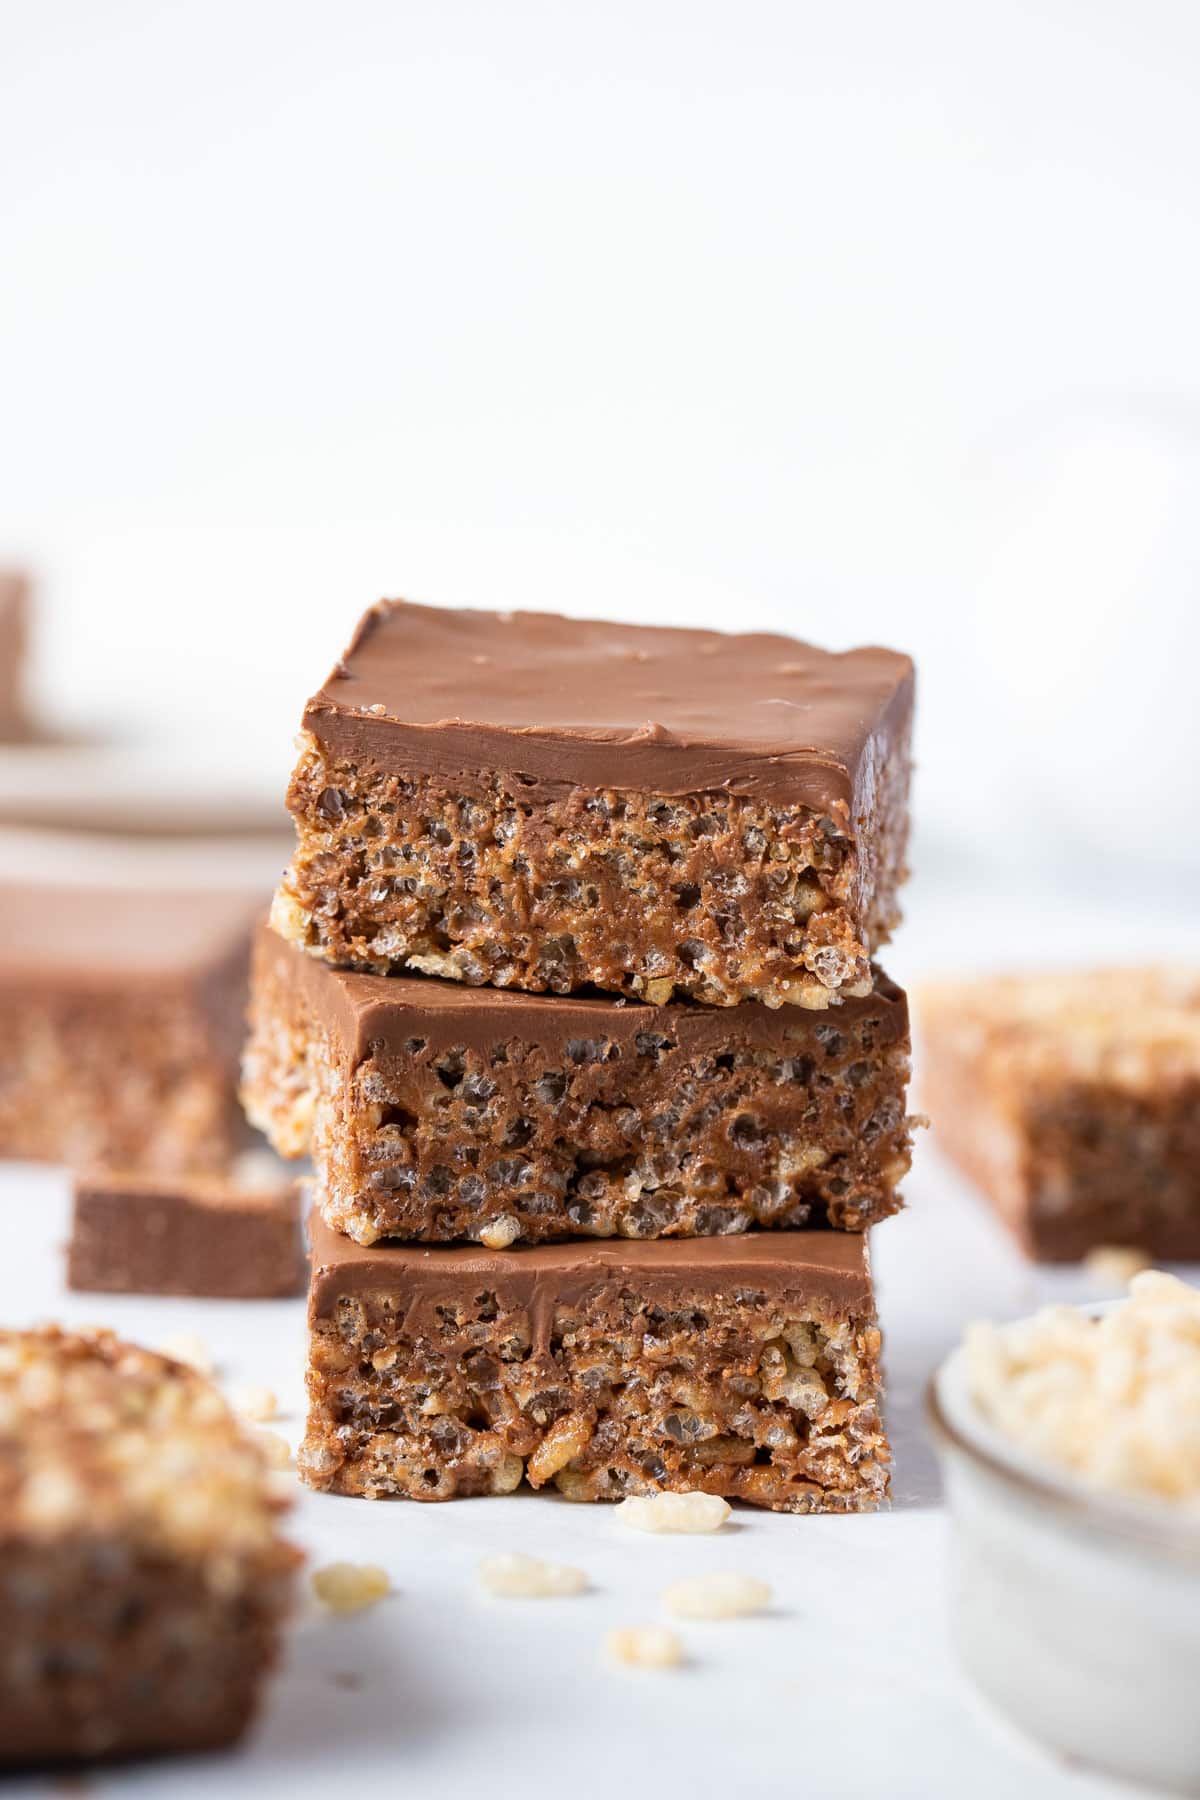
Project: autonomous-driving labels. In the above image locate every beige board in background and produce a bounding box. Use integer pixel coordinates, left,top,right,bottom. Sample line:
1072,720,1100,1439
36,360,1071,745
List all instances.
0,824,291,894
0,742,287,838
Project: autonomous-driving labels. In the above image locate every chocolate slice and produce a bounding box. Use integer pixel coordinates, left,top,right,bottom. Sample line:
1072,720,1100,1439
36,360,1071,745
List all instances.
273,601,914,1008
301,1211,890,1513
244,923,913,1245
0,882,261,1171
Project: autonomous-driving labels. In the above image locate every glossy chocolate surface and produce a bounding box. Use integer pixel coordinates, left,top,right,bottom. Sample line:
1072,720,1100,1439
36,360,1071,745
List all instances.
303,600,914,809
308,1208,874,1334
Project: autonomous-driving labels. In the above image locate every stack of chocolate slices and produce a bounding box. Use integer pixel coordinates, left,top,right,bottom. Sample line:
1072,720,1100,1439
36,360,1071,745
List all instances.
244,601,915,1513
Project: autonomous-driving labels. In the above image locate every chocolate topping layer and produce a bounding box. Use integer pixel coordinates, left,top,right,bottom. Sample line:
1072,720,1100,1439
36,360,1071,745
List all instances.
0,884,264,990
307,1209,873,1342
302,600,914,808
263,921,908,1072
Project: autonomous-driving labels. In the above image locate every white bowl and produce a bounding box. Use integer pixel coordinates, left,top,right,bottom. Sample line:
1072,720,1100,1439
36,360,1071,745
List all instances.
928,1332,1200,1794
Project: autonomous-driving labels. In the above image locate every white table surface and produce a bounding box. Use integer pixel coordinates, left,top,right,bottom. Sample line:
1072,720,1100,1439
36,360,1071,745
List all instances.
2,863,1195,1800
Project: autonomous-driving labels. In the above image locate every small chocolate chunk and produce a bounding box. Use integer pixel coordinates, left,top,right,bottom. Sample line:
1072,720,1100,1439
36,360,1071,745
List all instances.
68,1166,304,1298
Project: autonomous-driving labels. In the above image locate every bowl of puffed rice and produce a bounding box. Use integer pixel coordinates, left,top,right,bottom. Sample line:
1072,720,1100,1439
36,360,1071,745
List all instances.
927,1271,1200,1794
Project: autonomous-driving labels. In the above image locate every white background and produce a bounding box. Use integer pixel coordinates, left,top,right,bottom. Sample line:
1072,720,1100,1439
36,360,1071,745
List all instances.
2,0,1199,891
2,7,1199,1795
